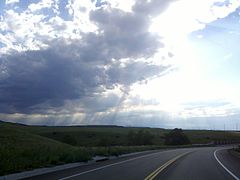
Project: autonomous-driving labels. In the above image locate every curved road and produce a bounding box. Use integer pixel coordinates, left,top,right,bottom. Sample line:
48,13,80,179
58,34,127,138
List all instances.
25,146,240,180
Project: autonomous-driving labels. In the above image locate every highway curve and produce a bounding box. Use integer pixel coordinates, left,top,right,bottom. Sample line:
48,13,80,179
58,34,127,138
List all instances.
24,146,240,180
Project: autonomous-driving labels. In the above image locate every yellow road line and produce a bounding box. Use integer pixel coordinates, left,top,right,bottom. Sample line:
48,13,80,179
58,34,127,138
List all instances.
144,151,192,180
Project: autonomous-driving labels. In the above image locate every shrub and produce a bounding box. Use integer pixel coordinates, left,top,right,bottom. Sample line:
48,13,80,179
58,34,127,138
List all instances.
164,128,190,145
62,135,77,146
127,130,154,145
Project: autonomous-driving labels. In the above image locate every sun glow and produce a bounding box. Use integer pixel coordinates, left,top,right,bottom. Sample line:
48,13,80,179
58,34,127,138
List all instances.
130,0,240,117
137,10,200,113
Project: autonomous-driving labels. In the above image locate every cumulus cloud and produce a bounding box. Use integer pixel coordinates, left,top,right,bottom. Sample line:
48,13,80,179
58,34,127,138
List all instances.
27,0,57,12
0,40,168,114
0,0,177,126
133,0,177,16
5,0,19,5
0,47,103,113
0,0,172,116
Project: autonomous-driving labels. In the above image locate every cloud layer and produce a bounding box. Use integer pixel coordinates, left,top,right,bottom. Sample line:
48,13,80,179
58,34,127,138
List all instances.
0,0,171,116
0,0,240,128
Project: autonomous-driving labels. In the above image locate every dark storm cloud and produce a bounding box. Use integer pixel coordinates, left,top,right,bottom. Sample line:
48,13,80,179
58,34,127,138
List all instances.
0,48,105,113
107,61,167,86
0,46,168,114
89,7,163,59
0,1,173,115
80,93,122,113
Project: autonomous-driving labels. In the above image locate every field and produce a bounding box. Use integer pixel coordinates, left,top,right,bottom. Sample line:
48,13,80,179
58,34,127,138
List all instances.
1,120,240,175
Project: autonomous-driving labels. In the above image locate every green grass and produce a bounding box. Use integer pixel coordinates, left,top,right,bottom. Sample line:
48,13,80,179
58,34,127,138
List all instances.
1,120,240,176
0,122,167,146
0,125,90,175
185,130,240,144
235,145,240,153
229,145,240,159
25,126,240,146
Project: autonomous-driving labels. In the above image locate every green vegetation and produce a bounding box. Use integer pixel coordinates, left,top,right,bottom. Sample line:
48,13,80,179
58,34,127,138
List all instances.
184,130,240,144
1,120,240,176
0,125,90,175
164,128,190,145
229,145,240,159
127,130,154,145
235,145,240,153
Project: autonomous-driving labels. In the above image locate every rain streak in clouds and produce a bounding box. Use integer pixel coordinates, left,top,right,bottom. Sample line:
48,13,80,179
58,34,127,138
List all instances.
0,0,172,125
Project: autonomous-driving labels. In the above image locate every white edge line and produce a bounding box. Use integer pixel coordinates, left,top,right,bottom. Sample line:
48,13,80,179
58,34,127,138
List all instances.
58,149,180,180
214,149,240,180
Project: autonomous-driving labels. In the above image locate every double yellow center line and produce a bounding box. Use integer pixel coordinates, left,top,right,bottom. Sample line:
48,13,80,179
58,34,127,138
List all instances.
144,151,192,180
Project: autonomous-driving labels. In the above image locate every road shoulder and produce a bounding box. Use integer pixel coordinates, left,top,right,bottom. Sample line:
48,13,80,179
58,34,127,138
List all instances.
215,148,240,179
0,149,160,180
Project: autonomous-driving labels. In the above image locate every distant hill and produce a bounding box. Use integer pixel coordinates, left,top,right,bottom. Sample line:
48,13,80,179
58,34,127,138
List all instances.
1,120,240,146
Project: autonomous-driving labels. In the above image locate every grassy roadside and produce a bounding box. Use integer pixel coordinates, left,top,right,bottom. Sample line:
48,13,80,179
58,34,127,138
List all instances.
0,127,191,176
0,123,168,176
0,126,90,176
236,146,240,153
0,126,161,177
229,145,240,159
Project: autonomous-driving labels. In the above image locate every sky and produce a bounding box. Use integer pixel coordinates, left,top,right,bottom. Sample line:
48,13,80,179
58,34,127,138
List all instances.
0,0,240,130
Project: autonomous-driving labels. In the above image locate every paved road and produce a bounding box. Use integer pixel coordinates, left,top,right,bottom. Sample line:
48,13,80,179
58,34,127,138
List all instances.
25,146,240,180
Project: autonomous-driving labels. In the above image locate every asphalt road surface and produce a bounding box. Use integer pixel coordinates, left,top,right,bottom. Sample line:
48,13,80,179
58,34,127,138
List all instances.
25,146,240,180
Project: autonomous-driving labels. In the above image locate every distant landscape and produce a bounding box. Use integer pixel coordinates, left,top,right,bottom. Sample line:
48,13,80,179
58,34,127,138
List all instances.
1,120,240,176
